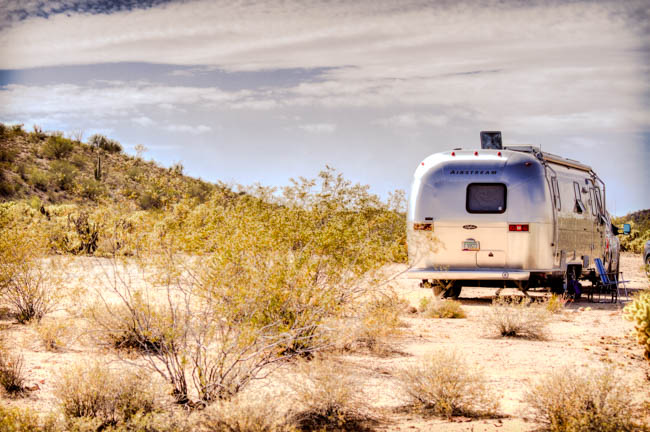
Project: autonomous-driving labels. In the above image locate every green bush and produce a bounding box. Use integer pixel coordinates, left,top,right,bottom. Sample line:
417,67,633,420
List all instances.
78,178,103,200
624,291,650,361
27,168,48,191
525,368,642,432
50,160,78,191
0,170,15,197
398,350,499,418
42,136,74,159
0,147,17,163
89,134,122,153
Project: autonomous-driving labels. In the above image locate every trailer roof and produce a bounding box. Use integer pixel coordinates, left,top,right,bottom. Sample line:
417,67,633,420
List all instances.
505,145,592,173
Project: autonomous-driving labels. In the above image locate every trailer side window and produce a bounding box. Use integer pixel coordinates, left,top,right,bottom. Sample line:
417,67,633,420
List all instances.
573,182,586,214
466,183,506,214
589,188,597,216
551,177,561,211
594,186,603,215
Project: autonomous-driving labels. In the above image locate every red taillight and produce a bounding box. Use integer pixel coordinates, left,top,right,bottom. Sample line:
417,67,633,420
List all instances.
421,162,425,166
474,151,478,156
451,151,455,156
497,151,502,157
509,224,529,232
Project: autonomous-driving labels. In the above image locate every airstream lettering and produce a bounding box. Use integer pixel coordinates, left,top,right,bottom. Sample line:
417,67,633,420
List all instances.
407,133,619,298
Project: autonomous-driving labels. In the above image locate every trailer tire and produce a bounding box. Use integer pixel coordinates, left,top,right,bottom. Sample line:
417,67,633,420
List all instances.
433,281,461,299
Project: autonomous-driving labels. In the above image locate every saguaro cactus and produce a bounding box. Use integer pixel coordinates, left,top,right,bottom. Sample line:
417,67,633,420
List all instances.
94,154,102,181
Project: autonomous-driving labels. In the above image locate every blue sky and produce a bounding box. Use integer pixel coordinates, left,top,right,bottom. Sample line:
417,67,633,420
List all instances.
0,0,648,214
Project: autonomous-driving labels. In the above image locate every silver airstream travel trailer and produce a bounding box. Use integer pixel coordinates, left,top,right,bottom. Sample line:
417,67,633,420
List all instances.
407,132,620,298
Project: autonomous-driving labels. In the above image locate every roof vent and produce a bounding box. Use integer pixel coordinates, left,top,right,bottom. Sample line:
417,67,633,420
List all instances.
480,131,502,149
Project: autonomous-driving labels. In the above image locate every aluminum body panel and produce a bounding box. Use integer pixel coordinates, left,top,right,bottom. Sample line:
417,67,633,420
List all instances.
406,269,530,280
407,148,612,283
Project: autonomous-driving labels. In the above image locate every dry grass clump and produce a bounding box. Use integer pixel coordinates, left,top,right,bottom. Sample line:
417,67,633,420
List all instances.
544,294,569,314
55,362,158,428
327,291,406,356
0,345,27,397
419,298,467,319
287,357,374,431
200,392,287,432
398,350,499,418
482,296,551,340
35,319,70,351
525,368,645,432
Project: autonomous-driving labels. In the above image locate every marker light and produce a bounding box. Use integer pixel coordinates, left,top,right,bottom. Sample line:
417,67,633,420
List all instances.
497,151,502,157
474,151,478,156
509,224,529,232
421,162,425,166
451,152,455,156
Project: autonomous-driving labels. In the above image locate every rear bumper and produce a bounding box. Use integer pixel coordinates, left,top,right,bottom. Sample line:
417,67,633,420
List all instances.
407,268,531,281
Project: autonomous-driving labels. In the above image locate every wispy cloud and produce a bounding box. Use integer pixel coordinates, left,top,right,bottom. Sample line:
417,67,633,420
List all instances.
163,124,212,134
297,123,337,134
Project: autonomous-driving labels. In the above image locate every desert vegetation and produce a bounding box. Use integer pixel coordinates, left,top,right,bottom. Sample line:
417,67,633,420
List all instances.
0,123,649,430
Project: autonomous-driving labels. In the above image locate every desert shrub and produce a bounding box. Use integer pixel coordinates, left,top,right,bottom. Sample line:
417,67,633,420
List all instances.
398,350,499,418
525,368,642,432
77,178,103,200
0,147,16,163
137,189,163,210
482,296,550,340
50,160,77,191
288,357,371,431
0,170,15,197
0,344,26,396
0,405,46,432
35,319,70,351
42,136,74,159
200,392,287,432
55,362,158,427
89,134,122,153
87,169,407,403
419,298,466,318
0,229,62,323
624,290,650,361
0,257,62,323
127,165,143,181
334,291,406,355
27,167,48,191
70,153,87,169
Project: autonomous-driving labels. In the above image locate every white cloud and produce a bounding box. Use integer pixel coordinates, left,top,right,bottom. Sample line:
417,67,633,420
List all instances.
163,124,212,134
132,116,155,126
376,113,449,128
297,123,337,134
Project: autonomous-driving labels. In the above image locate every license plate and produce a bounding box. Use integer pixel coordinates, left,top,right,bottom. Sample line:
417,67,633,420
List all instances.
463,239,480,251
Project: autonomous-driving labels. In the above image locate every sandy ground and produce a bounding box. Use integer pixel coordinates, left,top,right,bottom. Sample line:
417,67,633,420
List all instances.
1,252,649,431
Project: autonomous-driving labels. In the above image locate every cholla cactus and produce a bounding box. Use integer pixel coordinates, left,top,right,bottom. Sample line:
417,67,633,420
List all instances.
624,291,650,360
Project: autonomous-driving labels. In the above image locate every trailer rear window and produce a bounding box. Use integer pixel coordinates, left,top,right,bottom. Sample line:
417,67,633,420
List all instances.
466,183,507,214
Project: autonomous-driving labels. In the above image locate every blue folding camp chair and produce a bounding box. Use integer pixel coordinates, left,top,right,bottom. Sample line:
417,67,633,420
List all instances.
592,258,630,303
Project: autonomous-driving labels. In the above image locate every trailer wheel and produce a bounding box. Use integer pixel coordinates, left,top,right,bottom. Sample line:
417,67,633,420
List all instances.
433,280,461,299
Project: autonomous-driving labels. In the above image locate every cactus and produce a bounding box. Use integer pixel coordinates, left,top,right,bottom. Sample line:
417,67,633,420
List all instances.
94,154,102,181
624,291,650,360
